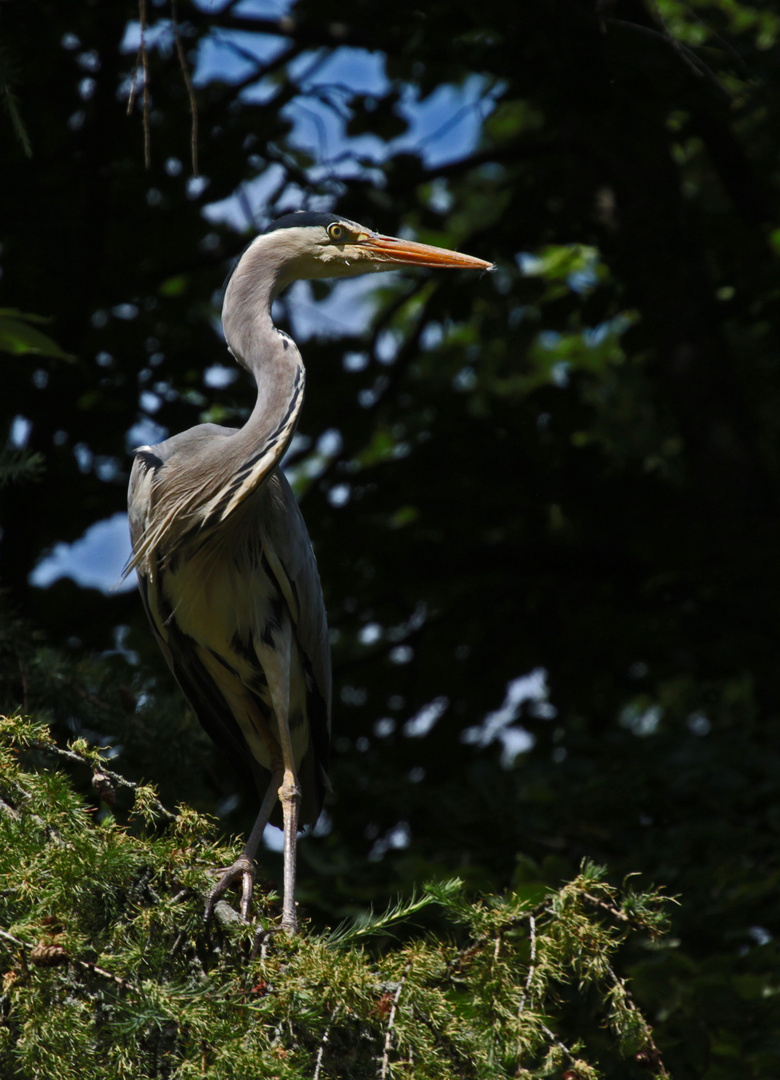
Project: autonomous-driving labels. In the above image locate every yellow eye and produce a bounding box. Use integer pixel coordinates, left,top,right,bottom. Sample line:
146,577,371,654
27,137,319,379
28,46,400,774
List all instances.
327,223,345,241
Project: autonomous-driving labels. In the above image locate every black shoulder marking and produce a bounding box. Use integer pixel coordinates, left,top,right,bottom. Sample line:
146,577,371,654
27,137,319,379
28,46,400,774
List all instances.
207,647,239,676
134,447,164,471
204,364,305,524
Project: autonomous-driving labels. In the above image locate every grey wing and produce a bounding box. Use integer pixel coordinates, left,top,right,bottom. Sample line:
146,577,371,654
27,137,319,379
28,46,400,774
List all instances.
127,448,162,565
260,469,331,715
128,450,331,824
128,447,272,789
127,448,184,690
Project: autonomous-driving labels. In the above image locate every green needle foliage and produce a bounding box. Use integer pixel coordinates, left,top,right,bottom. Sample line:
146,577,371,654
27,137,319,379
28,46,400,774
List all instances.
0,715,670,1080
0,450,45,491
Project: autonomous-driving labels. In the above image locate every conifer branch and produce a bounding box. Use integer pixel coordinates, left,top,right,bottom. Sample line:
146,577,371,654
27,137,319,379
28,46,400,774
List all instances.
27,730,177,823
0,449,45,489
326,882,461,947
0,718,672,1079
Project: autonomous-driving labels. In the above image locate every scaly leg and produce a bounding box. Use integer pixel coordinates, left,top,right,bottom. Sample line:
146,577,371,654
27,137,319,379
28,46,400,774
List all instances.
278,763,301,934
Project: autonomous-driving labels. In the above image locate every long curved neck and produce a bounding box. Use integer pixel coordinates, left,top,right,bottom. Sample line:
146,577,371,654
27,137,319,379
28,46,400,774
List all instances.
223,233,298,370
198,239,306,526
223,235,304,448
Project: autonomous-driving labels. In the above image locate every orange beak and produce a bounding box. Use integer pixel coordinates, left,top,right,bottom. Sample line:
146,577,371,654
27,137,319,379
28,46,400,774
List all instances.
358,233,494,271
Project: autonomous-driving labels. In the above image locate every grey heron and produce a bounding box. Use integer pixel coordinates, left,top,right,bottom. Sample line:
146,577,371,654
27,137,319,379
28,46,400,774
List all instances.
127,211,493,933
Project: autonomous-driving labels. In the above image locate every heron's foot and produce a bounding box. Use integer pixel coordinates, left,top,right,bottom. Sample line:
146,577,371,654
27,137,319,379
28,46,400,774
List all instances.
204,856,255,923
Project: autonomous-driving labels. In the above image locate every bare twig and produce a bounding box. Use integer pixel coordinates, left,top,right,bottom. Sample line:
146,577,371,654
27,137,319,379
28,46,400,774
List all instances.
379,962,411,1080
140,0,150,167
171,0,199,176
606,963,670,1078
540,1022,579,1066
0,795,20,820
126,50,140,115
127,1,151,167
34,739,177,822
0,927,126,987
313,1005,340,1080
517,913,536,1018
583,891,631,923
0,927,25,949
516,913,538,1068
656,0,748,75
604,16,729,100
79,957,127,987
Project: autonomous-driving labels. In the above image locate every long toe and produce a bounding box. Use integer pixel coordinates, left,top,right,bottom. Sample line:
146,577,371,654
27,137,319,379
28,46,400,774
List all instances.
204,856,256,922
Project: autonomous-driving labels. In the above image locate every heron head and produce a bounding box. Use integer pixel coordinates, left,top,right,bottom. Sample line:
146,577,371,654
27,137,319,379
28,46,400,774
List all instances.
257,210,494,290
222,211,492,365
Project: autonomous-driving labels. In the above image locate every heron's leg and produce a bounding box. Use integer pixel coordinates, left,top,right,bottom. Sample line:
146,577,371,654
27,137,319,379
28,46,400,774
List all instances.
278,756,301,935
204,766,282,922
263,618,301,935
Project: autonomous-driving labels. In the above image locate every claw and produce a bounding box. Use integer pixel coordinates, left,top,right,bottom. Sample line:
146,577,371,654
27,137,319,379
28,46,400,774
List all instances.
204,856,256,922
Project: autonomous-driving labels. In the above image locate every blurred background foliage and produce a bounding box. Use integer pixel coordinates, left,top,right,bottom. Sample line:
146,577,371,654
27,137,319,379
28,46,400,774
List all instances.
2,0,780,1074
